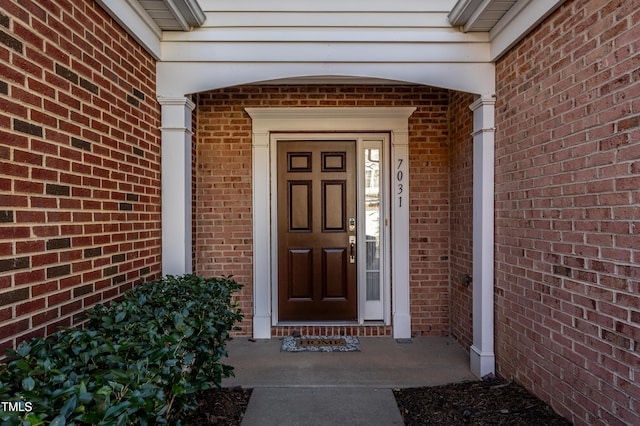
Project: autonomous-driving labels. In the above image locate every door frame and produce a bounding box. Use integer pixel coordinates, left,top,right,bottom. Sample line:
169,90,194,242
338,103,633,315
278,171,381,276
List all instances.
271,134,389,324
246,107,416,339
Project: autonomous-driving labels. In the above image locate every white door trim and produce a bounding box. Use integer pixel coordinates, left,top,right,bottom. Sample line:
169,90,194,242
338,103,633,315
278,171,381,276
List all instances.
246,107,415,339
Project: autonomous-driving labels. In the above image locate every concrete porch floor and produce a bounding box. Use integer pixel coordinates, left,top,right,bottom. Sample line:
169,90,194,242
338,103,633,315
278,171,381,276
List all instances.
222,336,476,388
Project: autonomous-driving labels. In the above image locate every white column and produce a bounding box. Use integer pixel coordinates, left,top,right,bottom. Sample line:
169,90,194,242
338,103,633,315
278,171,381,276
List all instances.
470,96,496,378
391,130,411,339
251,130,272,338
159,97,194,276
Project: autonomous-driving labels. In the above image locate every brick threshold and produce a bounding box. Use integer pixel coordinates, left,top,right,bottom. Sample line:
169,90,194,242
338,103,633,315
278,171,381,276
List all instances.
271,323,393,337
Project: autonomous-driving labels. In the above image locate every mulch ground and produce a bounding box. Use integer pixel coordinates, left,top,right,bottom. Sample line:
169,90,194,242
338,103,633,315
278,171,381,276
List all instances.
185,386,253,425
393,379,572,425
189,378,571,425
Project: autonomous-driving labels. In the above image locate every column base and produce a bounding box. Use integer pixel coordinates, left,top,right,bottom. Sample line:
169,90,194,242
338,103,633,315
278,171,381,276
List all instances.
470,344,495,378
392,313,412,339
253,314,272,339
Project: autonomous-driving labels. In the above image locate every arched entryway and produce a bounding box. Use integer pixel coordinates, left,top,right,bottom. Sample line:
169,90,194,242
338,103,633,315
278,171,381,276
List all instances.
158,74,496,378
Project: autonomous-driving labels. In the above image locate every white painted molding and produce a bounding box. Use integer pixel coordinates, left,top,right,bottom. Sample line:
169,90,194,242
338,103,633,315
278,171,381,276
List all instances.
391,129,412,340
246,107,417,132
158,96,195,129
251,130,271,338
162,28,489,43
471,345,496,378
157,63,496,99
245,107,415,339
470,96,496,378
160,42,489,63
490,0,566,60
470,96,496,131
95,0,162,60
159,97,195,276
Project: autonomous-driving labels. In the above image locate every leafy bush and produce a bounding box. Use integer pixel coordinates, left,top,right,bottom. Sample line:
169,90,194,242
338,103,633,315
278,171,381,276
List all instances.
0,275,243,425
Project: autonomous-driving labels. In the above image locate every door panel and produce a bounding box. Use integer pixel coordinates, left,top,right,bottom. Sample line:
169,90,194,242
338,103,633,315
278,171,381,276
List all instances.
288,249,313,299
289,181,311,231
322,181,346,231
322,248,347,298
278,140,357,321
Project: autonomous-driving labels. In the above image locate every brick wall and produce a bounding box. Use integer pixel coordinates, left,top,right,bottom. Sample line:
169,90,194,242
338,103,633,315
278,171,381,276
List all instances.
194,85,458,337
449,91,475,349
195,89,253,334
0,0,162,353
495,0,640,424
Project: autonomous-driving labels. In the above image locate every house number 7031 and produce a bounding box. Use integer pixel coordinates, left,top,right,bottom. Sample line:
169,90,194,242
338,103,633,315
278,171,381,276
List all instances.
397,158,404,208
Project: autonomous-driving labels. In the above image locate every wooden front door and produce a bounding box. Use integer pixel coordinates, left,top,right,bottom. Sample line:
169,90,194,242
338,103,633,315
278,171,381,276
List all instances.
277,140,357,321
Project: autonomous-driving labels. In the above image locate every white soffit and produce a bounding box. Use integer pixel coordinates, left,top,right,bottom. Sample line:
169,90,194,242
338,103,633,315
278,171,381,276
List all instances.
449,0,567,61
96,0,205,59
449,0,518,32
489,0,566,60
96,0,162,59
140,0,206,30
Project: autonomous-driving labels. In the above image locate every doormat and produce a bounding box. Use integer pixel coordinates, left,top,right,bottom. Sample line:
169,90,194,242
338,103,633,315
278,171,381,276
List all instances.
281,336,360,352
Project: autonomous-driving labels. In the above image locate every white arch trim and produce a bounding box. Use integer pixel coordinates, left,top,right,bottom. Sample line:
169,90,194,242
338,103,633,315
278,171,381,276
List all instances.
155,64,496,98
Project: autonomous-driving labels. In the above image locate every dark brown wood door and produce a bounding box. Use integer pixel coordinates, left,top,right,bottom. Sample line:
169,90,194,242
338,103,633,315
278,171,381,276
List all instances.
277,140,357,321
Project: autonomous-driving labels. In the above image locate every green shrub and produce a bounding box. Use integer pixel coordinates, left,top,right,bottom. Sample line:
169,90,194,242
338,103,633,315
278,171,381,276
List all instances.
0,275,243,425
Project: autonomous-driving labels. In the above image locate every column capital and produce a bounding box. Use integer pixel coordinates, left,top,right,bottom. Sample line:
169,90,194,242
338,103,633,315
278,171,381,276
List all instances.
158,96,195,133
469,96,496,112
470,96,496,135
157,96,196,111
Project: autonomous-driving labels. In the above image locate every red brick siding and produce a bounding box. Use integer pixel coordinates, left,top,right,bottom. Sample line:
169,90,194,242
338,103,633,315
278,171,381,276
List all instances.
195,89,254,334
0,0,161,353
195,86,457,337
495,0,640,424
409,90,452,336
449,91,475,349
